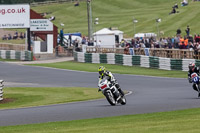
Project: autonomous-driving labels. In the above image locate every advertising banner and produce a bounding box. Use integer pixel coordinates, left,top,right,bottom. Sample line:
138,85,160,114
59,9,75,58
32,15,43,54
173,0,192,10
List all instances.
0,4,30,28
30,19,53,31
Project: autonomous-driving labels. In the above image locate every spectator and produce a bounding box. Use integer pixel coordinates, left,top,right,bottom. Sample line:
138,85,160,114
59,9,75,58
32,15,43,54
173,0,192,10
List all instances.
124,42,130,54
185,25,190,37
167,37,172,49
82,36,86,44
2,35,7,40
98,40,102,46
49,16,55,21
140,42,146,48
131,39,135,48
180,41,186,49
13,31,18,39
144,39,150,48
120,39,125,47
184,36,189,48
19,32,24,39
69,34,72,47
188,42,194,50
74,1,79,6
197,42,200,50
176,28,181,36
173,3,178,9
171,36,175,47
169,7,177,15
195,34,200,43
135,37,140,47
179,37,184,48
8,34,12,40
193,42,199,57
154,41,159,48
181,0,188,6
188,35,193,43
59,28,64,46
74,38,79,48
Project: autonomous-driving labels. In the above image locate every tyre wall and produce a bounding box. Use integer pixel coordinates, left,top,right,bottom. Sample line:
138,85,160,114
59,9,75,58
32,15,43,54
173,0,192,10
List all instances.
0,50,32,61
74,52,198,71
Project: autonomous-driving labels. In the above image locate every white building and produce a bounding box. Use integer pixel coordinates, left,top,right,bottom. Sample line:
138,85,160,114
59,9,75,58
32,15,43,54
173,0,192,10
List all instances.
93,28,115,48
112,30,124,43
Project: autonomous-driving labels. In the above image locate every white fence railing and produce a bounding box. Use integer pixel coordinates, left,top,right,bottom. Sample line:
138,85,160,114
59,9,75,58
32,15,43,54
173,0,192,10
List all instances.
0,80,4,101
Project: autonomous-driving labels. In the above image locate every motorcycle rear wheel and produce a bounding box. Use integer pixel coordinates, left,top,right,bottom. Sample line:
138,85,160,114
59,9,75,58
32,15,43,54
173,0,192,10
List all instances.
120,96,126,105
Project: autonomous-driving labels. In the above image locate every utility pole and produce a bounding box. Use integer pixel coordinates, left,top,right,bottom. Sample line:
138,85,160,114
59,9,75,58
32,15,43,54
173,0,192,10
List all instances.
133,17,138,38
156,18,161,40
27,28,31,51
87,0,93,43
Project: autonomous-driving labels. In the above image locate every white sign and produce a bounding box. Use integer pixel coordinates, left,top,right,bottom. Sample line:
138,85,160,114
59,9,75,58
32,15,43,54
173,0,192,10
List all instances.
30,19,53,31
0,4,30,28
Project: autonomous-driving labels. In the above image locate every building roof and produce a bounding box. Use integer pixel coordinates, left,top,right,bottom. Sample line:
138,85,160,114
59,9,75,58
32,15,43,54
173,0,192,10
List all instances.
93,28,115,35
112,30,124,35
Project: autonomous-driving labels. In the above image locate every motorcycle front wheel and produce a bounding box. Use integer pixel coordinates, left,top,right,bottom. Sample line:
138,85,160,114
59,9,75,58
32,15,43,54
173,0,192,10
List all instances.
104,92,116,106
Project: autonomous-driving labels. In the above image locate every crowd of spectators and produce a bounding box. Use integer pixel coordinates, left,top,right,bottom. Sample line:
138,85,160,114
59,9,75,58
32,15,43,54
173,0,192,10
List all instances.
169,0,191,15
119,33,200,52
2,31,25,41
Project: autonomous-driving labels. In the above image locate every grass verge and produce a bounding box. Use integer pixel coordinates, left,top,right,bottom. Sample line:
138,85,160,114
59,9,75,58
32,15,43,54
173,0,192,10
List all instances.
31,0,200,37
28,61,187,78
0,87,103,109
0,38,25,44
1,108,200,133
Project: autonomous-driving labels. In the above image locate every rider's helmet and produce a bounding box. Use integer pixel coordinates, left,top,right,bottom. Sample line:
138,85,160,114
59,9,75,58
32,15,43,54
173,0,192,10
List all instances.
189,62,195,71
98,66,106,76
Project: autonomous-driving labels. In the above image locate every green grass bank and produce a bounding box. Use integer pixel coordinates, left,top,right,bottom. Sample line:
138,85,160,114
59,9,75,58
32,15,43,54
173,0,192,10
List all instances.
1,108,200,133
28,61,187,78
32,0,200,37
0,87,103,109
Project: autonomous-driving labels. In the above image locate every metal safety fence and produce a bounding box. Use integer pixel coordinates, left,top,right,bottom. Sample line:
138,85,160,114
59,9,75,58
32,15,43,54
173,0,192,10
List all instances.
86,47,200,60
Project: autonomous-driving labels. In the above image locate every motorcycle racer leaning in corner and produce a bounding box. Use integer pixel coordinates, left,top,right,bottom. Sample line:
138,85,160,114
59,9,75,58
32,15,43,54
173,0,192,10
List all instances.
98,66,124,96
188,62,200,96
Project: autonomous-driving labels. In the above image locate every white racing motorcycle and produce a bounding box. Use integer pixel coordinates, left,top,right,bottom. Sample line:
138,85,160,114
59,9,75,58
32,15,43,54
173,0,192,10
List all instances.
98,78,126,106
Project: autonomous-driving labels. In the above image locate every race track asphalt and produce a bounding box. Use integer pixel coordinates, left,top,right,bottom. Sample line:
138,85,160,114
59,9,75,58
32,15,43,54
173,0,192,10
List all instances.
0,61,200,126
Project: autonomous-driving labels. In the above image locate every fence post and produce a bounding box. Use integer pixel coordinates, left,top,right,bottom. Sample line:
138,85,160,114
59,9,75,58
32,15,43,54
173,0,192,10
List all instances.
0,80,4,101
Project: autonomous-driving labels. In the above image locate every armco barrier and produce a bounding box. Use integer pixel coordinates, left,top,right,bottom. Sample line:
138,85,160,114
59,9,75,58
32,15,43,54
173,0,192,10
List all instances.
0,50,32,61
0,80,4,101
74,52,200,71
